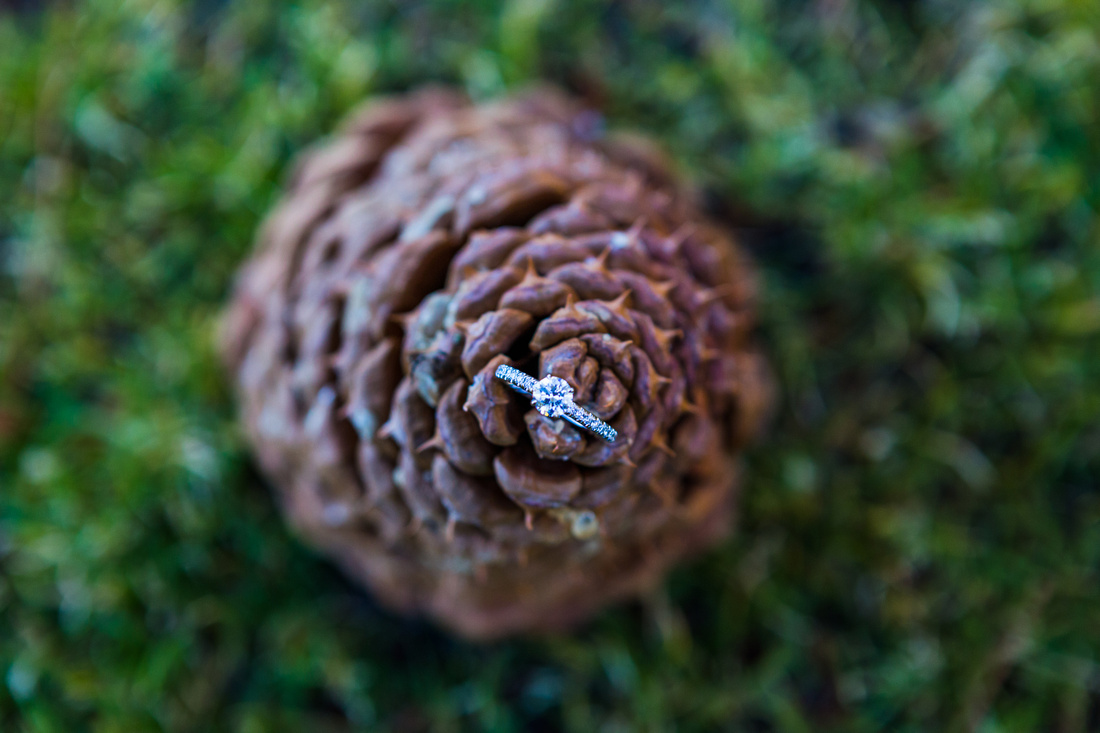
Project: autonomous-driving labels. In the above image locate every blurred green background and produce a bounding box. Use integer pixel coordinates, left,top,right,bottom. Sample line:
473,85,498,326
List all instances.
1,0,1098,730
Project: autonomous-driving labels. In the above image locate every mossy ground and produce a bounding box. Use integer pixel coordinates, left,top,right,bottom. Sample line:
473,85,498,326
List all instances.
1,1,1098,731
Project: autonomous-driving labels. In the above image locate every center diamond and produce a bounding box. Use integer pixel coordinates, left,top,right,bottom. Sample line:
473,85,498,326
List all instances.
532,376,574,418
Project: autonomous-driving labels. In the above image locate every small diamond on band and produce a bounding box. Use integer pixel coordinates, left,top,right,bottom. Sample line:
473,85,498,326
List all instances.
495,365,618,442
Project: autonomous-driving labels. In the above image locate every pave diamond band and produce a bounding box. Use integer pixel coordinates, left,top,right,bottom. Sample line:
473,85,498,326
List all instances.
494,365,618,443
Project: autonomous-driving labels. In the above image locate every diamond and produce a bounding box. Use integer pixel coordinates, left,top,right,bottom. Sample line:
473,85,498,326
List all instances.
532,376,574,418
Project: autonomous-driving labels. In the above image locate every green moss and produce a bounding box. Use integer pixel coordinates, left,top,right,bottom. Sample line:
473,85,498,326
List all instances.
1,1,1098,730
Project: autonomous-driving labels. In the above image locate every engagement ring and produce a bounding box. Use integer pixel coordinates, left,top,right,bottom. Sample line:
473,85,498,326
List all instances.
494,365,618,443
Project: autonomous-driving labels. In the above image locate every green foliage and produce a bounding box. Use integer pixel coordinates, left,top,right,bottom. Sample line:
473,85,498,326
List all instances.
2,0,1098,730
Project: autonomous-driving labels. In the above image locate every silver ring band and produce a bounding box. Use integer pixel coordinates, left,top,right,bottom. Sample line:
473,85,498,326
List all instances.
495,365,618,443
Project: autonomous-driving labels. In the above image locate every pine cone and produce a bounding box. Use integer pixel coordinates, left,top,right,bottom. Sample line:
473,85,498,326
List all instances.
220,88,771,639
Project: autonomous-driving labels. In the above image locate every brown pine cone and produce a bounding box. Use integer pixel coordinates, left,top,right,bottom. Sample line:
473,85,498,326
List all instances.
220,88,771,639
